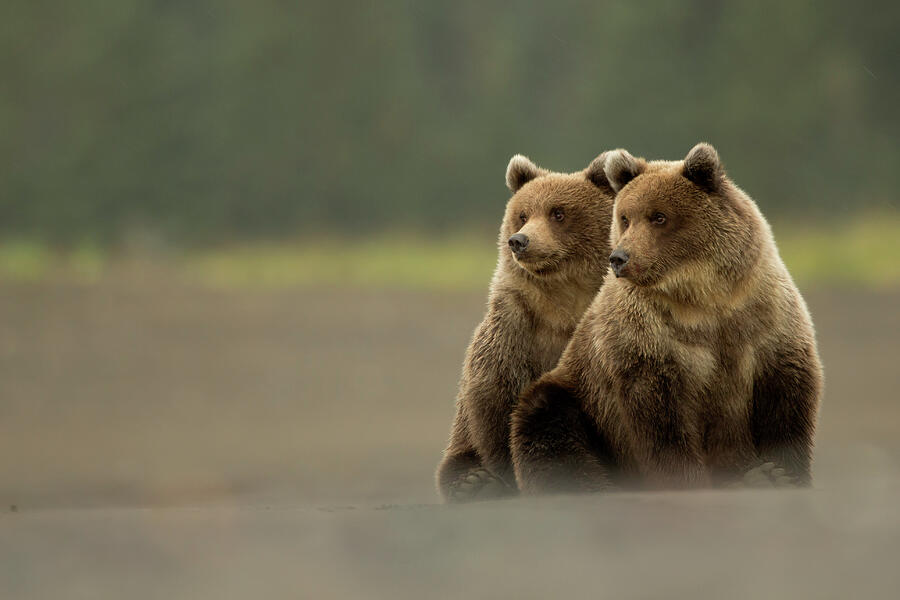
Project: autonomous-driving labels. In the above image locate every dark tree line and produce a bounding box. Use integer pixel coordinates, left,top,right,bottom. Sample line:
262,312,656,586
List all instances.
1,0,897,245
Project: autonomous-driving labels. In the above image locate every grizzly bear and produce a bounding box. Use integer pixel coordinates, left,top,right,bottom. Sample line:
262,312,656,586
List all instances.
510,143,823,493
436,152,617,502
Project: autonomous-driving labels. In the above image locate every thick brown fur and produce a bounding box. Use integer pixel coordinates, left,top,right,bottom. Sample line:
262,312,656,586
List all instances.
436,153,617,502
511,143,823,494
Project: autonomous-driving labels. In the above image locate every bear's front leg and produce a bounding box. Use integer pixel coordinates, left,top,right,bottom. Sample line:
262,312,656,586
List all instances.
463,388,519,489
619,360,709,489
457,307,542,490
749,344,822,486
511,378,613,494
436,407,516,503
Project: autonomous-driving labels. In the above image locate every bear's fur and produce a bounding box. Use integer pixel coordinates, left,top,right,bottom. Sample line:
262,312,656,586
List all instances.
510,143,823,493
436,152,617,502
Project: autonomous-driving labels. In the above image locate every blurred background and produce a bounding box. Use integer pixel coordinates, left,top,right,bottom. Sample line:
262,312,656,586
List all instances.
2,1,898,275
1,3,899,598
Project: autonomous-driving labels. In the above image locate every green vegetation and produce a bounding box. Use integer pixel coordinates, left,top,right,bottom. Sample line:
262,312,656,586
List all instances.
2,215,898,290
0,239,108,283
183,234,498,290
775,213,900,288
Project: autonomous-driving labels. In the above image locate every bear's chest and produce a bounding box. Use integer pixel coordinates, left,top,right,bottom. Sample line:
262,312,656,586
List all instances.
530,319,576,373
664,323,759,415
660,327,759,466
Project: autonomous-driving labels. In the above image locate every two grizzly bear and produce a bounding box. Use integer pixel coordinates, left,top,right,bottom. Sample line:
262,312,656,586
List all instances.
510,143,823,493
435,152,617,502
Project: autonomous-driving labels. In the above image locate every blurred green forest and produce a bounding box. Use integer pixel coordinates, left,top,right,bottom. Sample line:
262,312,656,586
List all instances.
1,0,898,247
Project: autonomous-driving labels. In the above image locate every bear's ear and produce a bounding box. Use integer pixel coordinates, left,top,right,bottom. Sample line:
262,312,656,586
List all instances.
584,151,613,191
682,142,723,192
603,149,646,193
506,154,547,192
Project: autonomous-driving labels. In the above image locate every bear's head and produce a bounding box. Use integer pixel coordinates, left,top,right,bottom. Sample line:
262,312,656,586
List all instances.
500,153,615,280
603,143,764,296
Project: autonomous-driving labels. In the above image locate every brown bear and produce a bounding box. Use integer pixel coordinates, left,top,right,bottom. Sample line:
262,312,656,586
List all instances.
510,143,823,493
435,152,617,502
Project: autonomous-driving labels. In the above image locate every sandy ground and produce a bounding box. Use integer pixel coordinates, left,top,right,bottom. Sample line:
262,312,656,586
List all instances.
1,281,898,598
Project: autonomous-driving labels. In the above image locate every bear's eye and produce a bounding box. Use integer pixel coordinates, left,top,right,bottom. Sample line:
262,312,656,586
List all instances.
651,212,667,226
519,212,527,224
620,215,629,228
551,208,565,222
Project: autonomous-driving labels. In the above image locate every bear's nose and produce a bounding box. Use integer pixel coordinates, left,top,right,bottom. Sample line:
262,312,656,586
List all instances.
609,249,629,276
508,233,529,254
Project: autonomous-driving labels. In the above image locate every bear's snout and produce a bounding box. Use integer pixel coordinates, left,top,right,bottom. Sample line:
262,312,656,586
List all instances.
508,233,530,256
609,248,629,277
